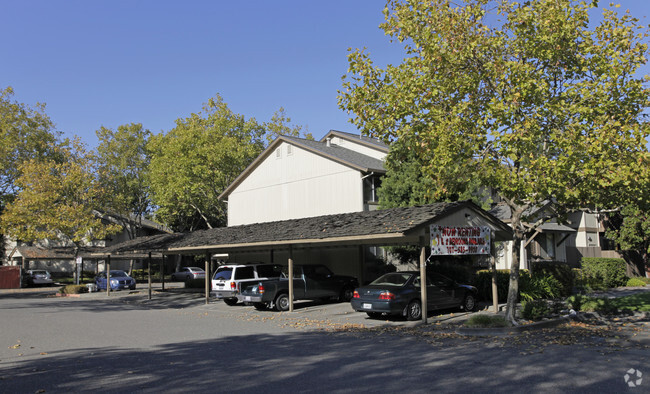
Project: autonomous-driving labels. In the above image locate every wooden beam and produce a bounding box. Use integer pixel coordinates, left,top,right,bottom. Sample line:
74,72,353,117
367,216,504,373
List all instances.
288,246,294,313
419,245,427,324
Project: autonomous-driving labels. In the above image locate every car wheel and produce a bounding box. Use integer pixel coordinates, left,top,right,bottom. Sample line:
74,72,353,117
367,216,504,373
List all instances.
338,286,354,302
406,299,422,321
275,293,290,312
366,312,382,319
253,302,268,311
462,294,477,312
223,298,238,306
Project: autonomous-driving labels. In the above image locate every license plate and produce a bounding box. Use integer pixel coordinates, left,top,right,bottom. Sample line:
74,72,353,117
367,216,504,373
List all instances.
362,303,372,309
245,296,251,301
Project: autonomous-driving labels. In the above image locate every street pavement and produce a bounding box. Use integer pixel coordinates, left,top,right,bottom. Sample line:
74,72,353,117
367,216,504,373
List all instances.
0,287,648,393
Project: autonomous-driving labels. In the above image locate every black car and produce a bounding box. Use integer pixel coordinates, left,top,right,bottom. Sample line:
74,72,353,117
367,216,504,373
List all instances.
351,271,478,321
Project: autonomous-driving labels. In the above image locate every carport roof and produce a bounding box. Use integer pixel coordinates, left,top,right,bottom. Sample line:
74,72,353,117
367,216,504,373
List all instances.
93,201,512,257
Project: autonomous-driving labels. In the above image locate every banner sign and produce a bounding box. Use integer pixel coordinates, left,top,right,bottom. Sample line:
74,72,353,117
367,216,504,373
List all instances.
430,225,491,255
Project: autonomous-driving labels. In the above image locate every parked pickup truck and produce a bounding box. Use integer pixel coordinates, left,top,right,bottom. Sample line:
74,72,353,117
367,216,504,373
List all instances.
237,264,359,311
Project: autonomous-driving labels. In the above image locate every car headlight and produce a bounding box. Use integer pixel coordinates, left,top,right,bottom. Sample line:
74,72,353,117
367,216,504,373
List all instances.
110,279,118,285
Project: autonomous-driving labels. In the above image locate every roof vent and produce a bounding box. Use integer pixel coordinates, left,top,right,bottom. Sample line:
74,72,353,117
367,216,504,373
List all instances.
326,138,331,147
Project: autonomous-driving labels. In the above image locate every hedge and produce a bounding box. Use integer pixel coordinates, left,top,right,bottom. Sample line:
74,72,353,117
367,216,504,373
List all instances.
580,258,628,289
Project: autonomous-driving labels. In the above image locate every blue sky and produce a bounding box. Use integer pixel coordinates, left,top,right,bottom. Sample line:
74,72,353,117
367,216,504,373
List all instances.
2,1,648,148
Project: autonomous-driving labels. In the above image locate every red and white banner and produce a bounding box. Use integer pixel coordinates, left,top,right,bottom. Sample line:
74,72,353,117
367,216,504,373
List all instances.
430,225,491,255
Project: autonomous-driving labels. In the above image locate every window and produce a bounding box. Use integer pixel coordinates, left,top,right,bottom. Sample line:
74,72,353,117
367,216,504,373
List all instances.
287,144,293,155
275,147,281,159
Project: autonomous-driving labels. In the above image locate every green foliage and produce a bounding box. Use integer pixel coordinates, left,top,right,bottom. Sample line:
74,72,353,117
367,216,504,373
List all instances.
530,262,574,297
338,0,650,321
59,285,89,294
581,258,629,288
148,94,265,231
605,204,650,274
262,107,311,144
610,292,650,312
475,269,530,302
94,123,152,238
521,299,551,321
580,297,616,314
1,139,122,245
464,314,509,328
0,86,61,210
565,294,585,311
626,277,647,287
520,274,563,301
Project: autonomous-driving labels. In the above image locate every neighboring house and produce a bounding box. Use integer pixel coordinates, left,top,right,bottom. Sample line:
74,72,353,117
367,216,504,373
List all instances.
3,212,172,273
489,201,577,270
220,130,388,226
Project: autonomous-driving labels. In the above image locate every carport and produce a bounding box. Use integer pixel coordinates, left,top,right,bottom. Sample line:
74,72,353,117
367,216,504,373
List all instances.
93,201,512,323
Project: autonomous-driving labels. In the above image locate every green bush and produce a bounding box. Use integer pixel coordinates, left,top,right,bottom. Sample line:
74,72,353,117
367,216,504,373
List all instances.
474,269,530,302
521,299,551,321
580,297,616,314
520,274,563,301
530,262,574,296
580,258,628,289
59,285,89,294
464,314,509,328
626,277,647,287
565,294,585,311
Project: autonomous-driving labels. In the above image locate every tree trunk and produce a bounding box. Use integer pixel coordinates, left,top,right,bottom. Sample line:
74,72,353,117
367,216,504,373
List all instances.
505,234,522,324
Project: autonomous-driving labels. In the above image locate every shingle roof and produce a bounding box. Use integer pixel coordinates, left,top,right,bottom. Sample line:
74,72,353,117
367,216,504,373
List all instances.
282,135,385,173
321,130,390,152
95,201,512,256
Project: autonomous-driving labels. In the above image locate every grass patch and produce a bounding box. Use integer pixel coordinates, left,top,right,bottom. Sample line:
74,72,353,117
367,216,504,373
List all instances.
464,314,509,328
610,292,650,312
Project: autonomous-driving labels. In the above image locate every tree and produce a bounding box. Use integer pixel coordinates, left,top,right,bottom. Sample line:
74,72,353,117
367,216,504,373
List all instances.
0,87,61,211
94,123,152,239
606,203,650,277
263,107,313,144
148,95,266,231
0,138,122,266
339,0,650,323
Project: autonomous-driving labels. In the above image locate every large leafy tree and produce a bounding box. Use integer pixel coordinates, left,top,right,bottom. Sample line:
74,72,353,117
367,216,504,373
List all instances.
263,107,313,144
339,0,650,323
0,87,61,211
148,95,266,231
94,123,152,239
0,138,121,254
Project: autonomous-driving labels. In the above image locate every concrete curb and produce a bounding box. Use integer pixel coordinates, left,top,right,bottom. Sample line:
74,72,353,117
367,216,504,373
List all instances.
456,315,572,336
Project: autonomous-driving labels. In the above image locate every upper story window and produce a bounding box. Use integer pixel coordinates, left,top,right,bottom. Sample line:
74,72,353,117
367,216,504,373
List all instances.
287,144,293,155
363,174,382,204
275,147,281,159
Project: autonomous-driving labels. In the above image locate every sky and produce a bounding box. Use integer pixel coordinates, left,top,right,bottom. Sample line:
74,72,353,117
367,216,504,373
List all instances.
2,0,649,148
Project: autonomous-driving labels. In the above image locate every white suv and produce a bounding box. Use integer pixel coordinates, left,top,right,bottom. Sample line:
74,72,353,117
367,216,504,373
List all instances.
211,263,284,305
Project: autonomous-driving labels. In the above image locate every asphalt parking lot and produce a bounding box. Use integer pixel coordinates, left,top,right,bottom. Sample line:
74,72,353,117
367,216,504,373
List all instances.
1,285,649,393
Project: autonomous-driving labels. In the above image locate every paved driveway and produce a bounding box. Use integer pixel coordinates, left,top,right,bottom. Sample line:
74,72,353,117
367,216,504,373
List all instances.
1,289,648,393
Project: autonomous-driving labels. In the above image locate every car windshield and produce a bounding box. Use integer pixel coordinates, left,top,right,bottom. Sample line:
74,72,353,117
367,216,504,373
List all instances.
188,267,204,272
214,268,232,280
370,273,413,287
110,271,128,277
32,271,47,275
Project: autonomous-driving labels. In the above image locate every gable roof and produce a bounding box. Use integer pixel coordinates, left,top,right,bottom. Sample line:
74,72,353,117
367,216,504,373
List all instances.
321,130,390,152
94,201,512,256
219,134,386,200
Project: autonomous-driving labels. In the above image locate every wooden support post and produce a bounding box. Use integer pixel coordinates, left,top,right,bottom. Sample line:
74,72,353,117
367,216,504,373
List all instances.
205,251,210,305
106,255,111,296
288,246,294,312
148,252,152,300
161,255,166,291
491,232,499,313
419,245,428,324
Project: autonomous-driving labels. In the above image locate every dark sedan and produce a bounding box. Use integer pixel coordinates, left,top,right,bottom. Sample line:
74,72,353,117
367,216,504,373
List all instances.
351,271,478,321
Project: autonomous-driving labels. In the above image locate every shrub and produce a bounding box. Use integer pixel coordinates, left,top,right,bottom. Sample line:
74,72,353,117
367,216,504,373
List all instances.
580,297,616,314
626,277,647,287
580,258,628,289
530,261,574,296
59,285,89,294
521,299,551,321
520,274,563,301
565,294,585,311
474,269,530,302
464,314,509,328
